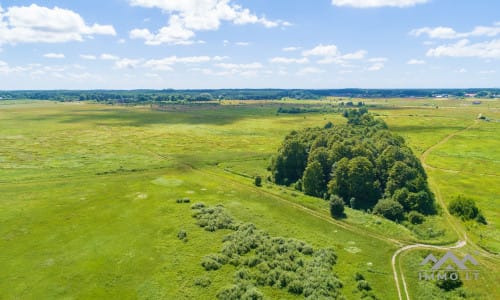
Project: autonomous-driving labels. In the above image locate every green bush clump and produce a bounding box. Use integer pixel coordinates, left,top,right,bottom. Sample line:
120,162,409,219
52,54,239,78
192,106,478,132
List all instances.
197,205,345,299
201,254,227,271
192,205,236,231
191,202,206,209
407,211,425,224
448,195,487,224
177,230,187,242
194,276,211,288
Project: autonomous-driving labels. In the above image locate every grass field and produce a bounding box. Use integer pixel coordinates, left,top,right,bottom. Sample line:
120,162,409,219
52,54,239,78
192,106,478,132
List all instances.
0,99,498,299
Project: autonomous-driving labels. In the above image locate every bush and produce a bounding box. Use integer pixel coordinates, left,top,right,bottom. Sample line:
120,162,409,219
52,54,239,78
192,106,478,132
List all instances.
354,272,365,281
191,202,206,209
408,211,425,224
201,254,227,271
288,280,304,294
183,198,191,203
254,176,262,187
448,195,486,224
329,195,345,218
373,199,404,221
177,230,188,242
436,275,462,291
194,276,211,288
357,280,372,291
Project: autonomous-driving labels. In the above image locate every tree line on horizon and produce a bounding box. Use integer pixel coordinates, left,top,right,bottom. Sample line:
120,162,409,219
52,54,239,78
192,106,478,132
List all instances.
0,88,498,103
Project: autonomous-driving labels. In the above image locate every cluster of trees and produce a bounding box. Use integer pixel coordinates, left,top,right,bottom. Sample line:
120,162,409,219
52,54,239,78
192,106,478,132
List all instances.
192,204,345,299
270,109,436,222
448,195,486,224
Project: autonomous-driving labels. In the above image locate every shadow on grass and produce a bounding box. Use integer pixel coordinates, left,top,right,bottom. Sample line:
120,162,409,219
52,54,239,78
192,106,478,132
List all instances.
22,105,275,126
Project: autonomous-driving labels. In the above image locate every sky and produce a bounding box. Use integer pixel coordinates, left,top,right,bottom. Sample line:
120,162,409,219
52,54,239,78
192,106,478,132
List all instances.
0,0,499,89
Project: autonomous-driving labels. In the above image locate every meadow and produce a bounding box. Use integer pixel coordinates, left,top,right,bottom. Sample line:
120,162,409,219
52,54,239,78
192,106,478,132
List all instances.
0,98,498,299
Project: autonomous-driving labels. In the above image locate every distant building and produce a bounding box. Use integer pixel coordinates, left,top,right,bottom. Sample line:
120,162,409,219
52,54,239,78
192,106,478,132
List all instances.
472,101,481,105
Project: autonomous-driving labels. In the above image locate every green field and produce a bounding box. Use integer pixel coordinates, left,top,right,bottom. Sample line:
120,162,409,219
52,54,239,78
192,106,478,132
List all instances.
0,99,498,299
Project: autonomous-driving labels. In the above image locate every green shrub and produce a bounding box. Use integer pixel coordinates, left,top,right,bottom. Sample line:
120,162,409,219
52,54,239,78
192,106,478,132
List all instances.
354,272,365,281
407,211,425,224
177,230,187,242
357,280,372,291
373,199,404,221
448,195,486,224
436,275,462,291
329,195,345,219
191,202,206,209
254,176,262,187
194,276,211,288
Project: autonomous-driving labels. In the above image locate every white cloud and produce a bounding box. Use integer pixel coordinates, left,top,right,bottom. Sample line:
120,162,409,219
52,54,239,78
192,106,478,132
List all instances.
235,42,250,46
331,0,429,8
213,56,229,61
411,23,500,39
129,0,287,45
368,57,388,62
297,67,325,75
303,44,339,57
426,39,500,59
114,58,143,69
269,57,309,64
100,54,120,60
144,55,211,70
410,27,458,39
130,15,196,45
215,62,263,70
282,46,301,52
80,54,97,60
303,44,368,65
457,68,467,73
367,62,385,71
340,50,367,60
0,4,116,45
407,59,426,64
43,53,65,59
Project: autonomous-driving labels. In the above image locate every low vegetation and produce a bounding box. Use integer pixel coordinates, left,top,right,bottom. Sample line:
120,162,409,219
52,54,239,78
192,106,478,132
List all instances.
192,204,345,299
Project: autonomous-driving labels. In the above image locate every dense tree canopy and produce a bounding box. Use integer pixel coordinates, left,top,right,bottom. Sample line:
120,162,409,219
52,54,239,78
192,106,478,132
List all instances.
270,109,436,221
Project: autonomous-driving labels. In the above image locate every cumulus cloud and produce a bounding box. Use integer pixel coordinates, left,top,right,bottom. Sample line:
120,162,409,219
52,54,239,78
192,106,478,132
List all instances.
144,55,211,70
100,54,120,60
282,46,301,52
367,62,385,71
129,0,288,45
80,54,97,60
411,23,500,39
269,57,309,64
302,44,367,64
331,0,429,8
43,53,65,59
114,58,144,69
0,4,116,45
407,59,426,64
426,39,500,59
297,67,325,75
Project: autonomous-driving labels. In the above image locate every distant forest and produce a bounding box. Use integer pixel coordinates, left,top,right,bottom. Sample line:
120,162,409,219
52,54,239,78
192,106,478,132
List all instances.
0,88,498,103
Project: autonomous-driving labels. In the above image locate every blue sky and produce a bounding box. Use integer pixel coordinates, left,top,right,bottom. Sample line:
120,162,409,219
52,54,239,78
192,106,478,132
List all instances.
0,0,498,89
